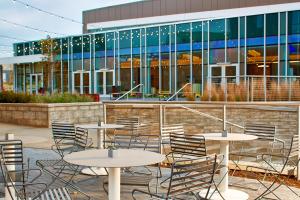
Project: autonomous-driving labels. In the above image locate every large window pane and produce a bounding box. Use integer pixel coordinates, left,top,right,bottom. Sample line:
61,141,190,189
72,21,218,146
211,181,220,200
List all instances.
210,19,225,64
192,22,202,94
246,15,264,75
266,13,279,76
72,36,82,72
146,27,159,94
176,23,190,90
288,10,300,76
119,30,131,91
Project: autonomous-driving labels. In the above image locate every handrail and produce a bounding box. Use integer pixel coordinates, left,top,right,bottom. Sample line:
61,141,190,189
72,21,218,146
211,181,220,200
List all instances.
167,83,192,101
115,84,143,101
178,105,244,129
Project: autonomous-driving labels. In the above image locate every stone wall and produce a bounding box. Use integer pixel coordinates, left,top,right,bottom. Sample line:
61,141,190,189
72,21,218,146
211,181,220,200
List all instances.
0,102,103,127
106,103,298,137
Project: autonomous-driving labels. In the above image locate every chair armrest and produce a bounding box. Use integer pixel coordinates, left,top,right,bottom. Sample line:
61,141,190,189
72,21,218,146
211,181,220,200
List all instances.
273,138,285,152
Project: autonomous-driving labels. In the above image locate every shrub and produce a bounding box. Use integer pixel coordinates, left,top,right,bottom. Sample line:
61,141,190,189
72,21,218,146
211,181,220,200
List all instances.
0,91,33,103
0,92,94,103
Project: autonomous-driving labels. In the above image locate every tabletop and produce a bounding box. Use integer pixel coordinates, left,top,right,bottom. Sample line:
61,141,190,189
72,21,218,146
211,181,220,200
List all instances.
76,123,125,129
64,149,165,168
201,133,258,141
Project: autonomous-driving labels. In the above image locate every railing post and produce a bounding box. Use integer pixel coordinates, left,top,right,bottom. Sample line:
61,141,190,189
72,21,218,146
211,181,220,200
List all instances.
159,104,163,154
251,77,254,102
5,133,15,200
223,104,226,131
289,78,292,101
247,77,250,102
298,106,300,181
264,76,267,102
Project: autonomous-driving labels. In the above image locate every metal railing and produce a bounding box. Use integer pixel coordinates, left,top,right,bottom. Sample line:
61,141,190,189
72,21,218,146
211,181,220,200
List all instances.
115,84,144,101
167,83,192,101
206,75,300,102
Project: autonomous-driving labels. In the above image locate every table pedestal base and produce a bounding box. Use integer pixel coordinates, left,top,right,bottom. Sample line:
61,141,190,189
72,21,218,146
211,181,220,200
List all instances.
199,189,249,200
108,168,120,200
81,167,107,176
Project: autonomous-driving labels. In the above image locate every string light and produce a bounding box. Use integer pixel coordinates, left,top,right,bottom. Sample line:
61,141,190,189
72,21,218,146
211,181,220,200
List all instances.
9,0,83,25
0,17,66,36
0,34,26,41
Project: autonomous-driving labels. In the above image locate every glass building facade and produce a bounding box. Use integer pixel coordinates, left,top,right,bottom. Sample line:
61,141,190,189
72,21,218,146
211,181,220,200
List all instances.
13,10,300,96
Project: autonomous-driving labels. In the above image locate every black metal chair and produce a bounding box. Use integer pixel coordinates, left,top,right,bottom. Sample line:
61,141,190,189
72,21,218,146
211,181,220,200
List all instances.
160,132,208,185
230,123,284,174
36,127,92,198
0,140,89,200
160,124,185,155
115,117,140,136
0,140,42,186
51,121,76,158
132,154,218,200
246,135,300,200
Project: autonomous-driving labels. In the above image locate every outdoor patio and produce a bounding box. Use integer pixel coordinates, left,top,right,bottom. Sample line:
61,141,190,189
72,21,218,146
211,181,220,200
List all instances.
1,101,300,200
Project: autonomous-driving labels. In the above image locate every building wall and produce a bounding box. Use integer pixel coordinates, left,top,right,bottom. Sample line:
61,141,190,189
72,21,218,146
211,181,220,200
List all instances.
83,0,300,32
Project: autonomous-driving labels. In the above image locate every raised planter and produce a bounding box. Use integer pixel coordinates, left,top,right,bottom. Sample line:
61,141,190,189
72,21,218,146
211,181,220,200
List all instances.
0,102,103,127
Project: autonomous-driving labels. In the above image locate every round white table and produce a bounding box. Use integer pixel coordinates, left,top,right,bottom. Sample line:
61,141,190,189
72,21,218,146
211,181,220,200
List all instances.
75,123,125,175
199,133,258,200
64,149,165,200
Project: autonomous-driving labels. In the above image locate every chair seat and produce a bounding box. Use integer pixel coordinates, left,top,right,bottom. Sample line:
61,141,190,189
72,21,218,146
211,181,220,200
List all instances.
33,187,71,200
37,160,70,169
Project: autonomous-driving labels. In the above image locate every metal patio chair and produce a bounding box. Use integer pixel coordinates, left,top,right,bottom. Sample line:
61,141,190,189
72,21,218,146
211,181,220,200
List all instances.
51,121,76,158
160,132,208,185
0,140,90,200
132,154,219,200
0,140,42,193
115,116,140,135
36,127,92,196
246,135,300,200
230,123,285,174
160,124,184,162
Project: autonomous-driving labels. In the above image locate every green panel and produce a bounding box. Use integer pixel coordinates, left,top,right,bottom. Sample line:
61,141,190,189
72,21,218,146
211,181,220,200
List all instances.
266,13,278,36
247,15,264,38
288,10,300,34
192,22,202,44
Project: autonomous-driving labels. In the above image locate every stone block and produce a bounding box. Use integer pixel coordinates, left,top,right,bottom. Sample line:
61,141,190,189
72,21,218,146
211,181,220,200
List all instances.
24,111,35,119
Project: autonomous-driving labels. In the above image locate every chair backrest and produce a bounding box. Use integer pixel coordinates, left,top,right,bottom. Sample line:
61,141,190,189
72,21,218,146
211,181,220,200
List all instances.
115,117,140,132
74,127,89,150
288,135,299,158
112,134,160,153
112,134,133,149
161,124,184,143
170,133,207,158
167,155,217,198
134,134,160,153
244,123,276,141
0,140,24,167
52,121,76,142
0,140,25,200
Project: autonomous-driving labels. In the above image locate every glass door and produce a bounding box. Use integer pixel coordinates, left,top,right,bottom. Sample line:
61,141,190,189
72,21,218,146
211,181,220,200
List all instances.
209,64,239,86
95,70,114,95
72,71,91,94
30,74,43,94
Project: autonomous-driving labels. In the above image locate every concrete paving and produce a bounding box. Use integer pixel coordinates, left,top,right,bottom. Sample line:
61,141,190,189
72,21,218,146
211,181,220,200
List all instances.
0,123,299,199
